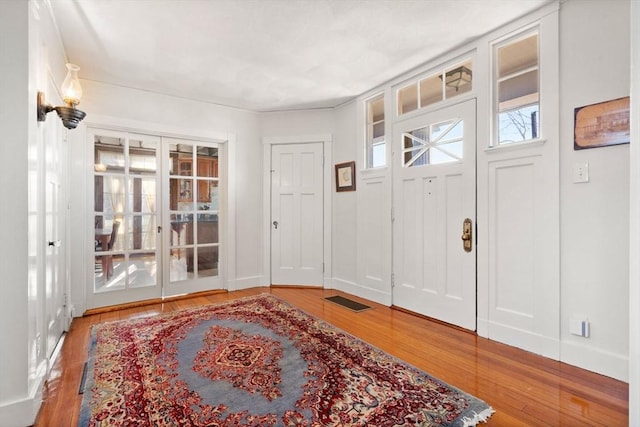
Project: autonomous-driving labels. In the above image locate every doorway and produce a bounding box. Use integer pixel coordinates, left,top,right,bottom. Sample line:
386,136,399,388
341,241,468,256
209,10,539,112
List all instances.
392,99,477,330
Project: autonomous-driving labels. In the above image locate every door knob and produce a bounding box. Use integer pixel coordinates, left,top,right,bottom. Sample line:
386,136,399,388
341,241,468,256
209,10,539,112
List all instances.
273,221,279,229
461,218,472,252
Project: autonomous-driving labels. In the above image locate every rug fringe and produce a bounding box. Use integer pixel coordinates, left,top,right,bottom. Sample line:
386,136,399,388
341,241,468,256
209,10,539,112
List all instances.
461,407,495,426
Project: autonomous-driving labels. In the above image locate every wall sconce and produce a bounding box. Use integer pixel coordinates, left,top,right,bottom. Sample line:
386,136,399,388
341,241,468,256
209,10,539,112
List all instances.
37,63,86,129
441,66,472,92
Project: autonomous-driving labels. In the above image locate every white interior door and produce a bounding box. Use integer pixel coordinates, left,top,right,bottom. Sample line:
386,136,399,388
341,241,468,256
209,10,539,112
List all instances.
44,118,66,357
392,99,476,330
271,143,324,286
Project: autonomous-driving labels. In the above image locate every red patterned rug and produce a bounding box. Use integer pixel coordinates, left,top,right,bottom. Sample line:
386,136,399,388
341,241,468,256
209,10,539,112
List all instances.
79,294,493,426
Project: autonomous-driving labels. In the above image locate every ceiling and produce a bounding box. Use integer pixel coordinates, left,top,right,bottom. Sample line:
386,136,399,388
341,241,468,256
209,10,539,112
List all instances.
49,0,552,112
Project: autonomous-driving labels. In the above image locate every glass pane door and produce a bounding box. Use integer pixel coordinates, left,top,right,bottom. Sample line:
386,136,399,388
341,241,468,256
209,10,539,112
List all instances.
164,138,222,296
90,130,162,307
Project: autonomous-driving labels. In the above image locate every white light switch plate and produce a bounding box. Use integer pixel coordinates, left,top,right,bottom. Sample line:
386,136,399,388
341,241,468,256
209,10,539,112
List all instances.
573,162,589,183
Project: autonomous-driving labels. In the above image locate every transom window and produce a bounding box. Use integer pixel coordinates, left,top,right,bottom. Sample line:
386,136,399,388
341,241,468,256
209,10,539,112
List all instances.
495,30,539,144
397,60,473,116
402,118,464,167
365,94,385,168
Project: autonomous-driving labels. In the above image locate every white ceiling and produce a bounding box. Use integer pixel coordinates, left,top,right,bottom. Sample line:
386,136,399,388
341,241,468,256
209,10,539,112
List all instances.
49,0,552,112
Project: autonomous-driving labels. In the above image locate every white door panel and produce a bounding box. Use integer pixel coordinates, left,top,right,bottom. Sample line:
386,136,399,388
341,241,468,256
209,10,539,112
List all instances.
393,100,476,330
271,143,323,286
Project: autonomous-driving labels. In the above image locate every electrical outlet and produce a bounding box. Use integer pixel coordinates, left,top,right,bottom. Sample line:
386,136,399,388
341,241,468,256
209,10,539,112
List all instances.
570,318,590,338
573,162,589,183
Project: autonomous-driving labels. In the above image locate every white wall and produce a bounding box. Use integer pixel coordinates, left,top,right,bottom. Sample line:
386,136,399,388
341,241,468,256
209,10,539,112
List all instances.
332,102,360,290
558,0,630,380
0,1,31,422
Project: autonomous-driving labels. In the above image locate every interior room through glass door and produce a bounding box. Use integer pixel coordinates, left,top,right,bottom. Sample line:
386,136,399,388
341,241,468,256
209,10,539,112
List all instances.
88,129,162,309
164,138,223,296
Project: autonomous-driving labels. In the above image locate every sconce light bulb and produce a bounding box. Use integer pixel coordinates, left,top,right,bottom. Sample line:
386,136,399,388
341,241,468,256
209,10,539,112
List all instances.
61,63,83,106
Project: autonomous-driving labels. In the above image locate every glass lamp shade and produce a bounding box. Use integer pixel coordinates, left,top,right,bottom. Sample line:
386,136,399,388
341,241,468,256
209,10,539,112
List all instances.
61,63,83,106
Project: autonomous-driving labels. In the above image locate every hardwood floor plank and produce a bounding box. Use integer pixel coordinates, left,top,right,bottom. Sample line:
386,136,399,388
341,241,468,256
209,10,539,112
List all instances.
34,287,628,426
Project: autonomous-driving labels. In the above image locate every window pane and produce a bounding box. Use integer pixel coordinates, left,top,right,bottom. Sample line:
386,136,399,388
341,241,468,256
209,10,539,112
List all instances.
498,69,539,108
366,95,385,168
398,84,418,115
372,144,385,168
126,215,156,251
403,119,463,167
128,252,157,288
198,246,219,277
498,104,540,144
170,213,193,248
128,138,157,175
496,31,539,145
97,176,126,213
498,33,538,78
420,75,442,107
197,214,218,244
170,248,195,282
128,176,156,214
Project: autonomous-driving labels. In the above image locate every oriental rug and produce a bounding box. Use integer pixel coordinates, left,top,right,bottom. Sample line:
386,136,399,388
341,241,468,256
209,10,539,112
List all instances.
79,294,493,426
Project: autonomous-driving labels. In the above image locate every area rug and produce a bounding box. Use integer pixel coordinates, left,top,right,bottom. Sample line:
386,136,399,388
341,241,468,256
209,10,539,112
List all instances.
79,294,493,426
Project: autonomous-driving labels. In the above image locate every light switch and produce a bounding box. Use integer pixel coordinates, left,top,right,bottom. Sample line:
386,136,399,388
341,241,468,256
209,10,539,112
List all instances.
573,162,589,183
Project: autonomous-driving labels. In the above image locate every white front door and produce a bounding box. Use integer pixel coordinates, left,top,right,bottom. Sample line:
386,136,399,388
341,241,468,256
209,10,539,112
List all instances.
392,99,476,330
271,143,324,286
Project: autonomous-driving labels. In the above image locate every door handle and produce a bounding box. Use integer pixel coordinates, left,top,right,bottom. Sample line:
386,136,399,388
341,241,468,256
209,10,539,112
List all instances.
461,218,472,252
273,221,278,229
48,240,61,247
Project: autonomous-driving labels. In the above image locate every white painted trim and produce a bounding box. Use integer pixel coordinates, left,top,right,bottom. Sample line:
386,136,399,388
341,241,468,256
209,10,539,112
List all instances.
332,277,392,306
629,0,640,422
232,276,269,291
262,134,333,287
561,341,628,382
0,360,46,427
484,320,560,360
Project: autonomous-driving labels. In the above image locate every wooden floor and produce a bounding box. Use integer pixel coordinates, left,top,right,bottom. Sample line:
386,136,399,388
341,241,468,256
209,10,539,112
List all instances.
35,287,628,426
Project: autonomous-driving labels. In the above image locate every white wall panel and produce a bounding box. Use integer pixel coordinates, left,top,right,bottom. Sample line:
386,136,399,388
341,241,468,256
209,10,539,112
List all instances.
491,160,535,322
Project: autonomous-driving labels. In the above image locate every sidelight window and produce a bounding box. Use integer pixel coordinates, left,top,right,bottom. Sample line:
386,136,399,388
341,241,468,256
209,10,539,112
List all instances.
494,30,540,144
365,94,385,168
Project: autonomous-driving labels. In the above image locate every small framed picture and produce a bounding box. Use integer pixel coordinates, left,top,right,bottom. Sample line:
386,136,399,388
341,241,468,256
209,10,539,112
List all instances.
335,161,356,192
574,96,630,150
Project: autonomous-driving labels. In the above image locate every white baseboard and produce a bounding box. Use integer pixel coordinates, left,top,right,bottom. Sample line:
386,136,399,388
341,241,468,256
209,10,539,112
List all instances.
0,361,46,427
331,277,392,306
231,275,267,291
481,319,560,360
561,340,629,382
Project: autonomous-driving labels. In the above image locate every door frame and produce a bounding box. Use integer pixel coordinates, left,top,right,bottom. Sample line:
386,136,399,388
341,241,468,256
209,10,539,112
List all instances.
262,134,333,287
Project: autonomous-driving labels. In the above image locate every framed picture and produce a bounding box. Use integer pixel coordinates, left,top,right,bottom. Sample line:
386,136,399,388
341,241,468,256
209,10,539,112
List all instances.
574,96,630,150
335,161,356,192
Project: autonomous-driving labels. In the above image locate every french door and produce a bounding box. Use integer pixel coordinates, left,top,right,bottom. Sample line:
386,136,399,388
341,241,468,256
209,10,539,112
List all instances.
392,99,476,330
87,130,223,309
